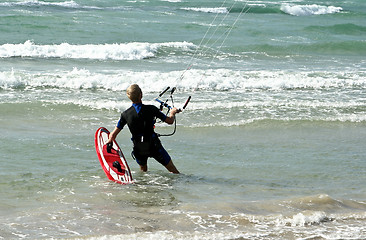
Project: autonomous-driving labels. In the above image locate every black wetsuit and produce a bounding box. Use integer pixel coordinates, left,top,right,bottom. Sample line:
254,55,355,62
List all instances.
116,103,171,166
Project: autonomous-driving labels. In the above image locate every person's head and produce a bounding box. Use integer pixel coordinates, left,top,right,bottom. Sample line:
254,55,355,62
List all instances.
126,84,142,103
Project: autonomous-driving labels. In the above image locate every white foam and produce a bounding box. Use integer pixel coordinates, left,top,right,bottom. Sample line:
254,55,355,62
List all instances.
280,4,343,16
73,210,366,240
2,68,365,123
278,211,328,227
181,7,229,14
1,68,365,91
0,40,195,60
161,0,182,2
0,0,81,8
47,98,131,112
177,69,366,91
75,230,268,240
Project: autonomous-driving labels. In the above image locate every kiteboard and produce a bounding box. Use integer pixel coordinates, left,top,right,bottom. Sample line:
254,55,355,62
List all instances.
94,127,133,184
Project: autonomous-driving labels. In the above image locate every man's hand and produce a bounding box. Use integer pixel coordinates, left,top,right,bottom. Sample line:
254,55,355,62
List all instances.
165,107,180,124
170,107,181,115
107,127,121,145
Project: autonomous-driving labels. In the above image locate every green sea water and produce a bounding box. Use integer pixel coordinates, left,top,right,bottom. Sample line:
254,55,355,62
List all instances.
1,0,366,239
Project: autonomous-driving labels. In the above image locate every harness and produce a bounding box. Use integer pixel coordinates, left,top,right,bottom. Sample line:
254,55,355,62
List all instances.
122,105,157,156
122,88,191,157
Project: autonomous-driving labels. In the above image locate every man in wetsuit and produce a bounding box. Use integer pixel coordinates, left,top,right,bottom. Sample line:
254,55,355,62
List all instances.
107,84,180,174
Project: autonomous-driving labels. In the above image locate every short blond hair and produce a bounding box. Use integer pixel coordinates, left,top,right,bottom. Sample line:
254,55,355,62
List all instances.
126,84,142,102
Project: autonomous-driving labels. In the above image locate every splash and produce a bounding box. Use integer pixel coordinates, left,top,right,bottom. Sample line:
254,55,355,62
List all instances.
281,4,342,16
0,40,195,60
181,7,229,14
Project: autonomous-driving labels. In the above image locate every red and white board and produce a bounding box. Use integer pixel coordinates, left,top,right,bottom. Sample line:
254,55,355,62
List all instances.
95,127,133,184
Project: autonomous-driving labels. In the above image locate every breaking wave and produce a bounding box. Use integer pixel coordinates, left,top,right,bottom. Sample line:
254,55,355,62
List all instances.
73,194,366,240
181,4,344,16
0,41,195,60
1,68,365,91
0,0,86,9
181,7,229,14
281,4,343,16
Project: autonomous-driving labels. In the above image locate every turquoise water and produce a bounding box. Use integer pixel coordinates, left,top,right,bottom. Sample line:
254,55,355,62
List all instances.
1,0,366,239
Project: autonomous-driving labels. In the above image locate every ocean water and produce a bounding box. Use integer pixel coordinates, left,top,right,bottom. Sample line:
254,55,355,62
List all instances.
1,0,366,239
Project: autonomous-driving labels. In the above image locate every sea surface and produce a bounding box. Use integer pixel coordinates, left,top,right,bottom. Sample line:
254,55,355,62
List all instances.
1,0,366,239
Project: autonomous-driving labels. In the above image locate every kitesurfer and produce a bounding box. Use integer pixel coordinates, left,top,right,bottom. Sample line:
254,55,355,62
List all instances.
107,84,180,174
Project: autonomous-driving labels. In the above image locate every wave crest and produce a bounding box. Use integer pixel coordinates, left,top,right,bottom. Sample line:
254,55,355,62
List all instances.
281,4,343,16
0,40,195,60
181,7,228,14
1,68,365,91
0,0,81,8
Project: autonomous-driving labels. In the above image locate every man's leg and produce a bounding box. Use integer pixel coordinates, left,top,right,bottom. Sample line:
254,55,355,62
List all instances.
133,151,148,172
140,164,148,172
151,139,180,174
165,160,179,174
